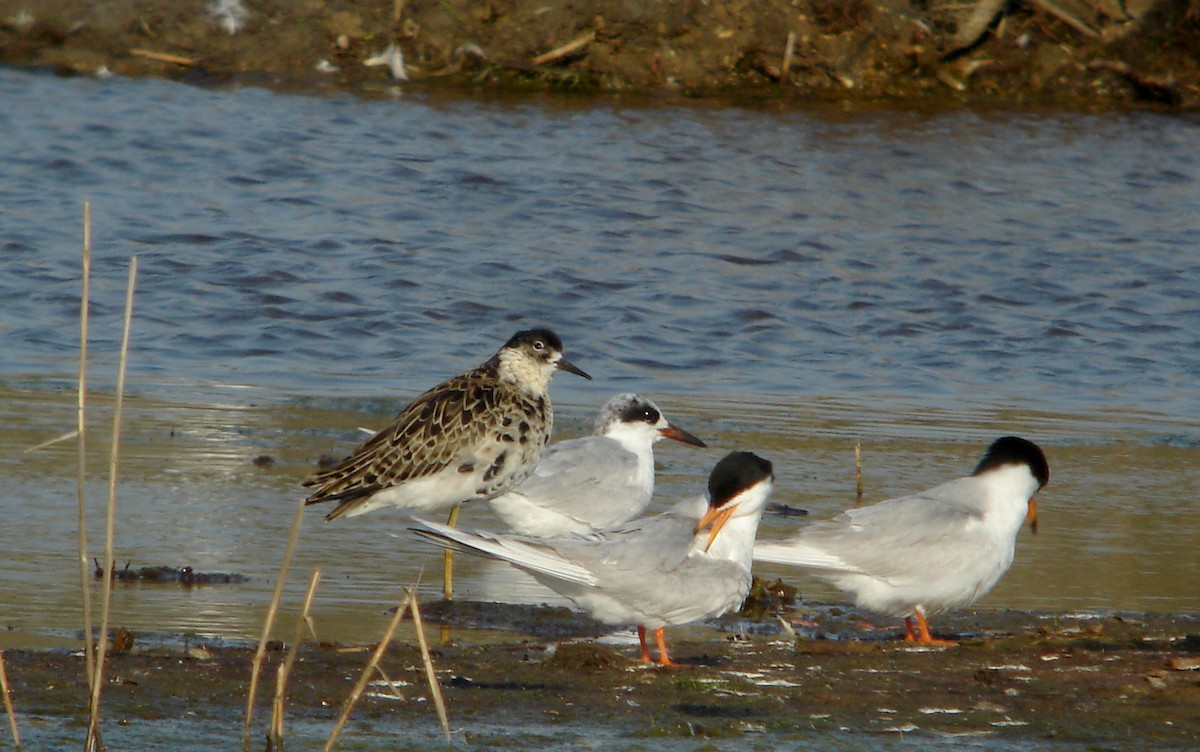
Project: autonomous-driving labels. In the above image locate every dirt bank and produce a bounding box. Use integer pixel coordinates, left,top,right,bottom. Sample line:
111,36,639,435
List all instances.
4,603,1199,749
2,0,1199,108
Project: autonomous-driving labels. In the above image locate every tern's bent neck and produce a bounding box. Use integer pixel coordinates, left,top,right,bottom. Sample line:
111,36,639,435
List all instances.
981,464,1041,514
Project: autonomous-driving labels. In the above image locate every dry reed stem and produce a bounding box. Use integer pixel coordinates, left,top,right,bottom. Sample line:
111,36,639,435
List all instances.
76,202,96,690
781,31,796,82
0,649,20,750
25,430,80,453
323,594,412,751
129,48,197,65
442,503,461,600
854,443,863,504
409,592,450,740
531,30,595,66
776,615,798,642
371,665,407,702
269,570,322,751
86,255,138,750
268,664,286,752
244,495,308,752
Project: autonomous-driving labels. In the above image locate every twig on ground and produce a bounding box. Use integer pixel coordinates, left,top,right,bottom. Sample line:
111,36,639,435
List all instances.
781,32,796,82
1027,0,1100,38
129,48,197,65
531,31,595,66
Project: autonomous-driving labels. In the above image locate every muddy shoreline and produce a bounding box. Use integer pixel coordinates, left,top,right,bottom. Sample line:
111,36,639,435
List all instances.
4,602,1199,749
2,0,1199,109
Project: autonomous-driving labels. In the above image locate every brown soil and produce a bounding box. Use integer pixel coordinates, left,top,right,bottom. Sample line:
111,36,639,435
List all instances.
4,602,1199,749
2,0,1199,108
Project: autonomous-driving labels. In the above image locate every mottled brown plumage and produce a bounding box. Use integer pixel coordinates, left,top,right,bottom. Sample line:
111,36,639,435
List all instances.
303,329,590,521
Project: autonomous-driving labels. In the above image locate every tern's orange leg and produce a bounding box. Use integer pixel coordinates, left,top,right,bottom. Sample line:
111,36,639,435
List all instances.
904,612,957,646
654,627,677,667
637,625,653,663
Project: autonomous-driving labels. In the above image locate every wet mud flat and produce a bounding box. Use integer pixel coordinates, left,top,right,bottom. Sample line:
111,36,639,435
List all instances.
1,0,1199,108
5,605,1199,749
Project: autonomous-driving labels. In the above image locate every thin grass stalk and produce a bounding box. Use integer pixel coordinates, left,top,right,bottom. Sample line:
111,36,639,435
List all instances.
371,665,406,702
26,430,80,453
854,443,863,504
323,595,412,751
244,496,307,752
408,591,450,741
442,503,460,600
268,664,286,752
86,256,138,750
0,649,20,750
76,202,96,689
269,570,322,752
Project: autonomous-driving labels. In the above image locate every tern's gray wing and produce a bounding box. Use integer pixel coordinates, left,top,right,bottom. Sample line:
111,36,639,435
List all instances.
592,543,749,625
543,509,748,625
757,476,986,580
413,519,599,586
510,435,645,528
412,510,697,590
546,510,698,576
416,500,748,627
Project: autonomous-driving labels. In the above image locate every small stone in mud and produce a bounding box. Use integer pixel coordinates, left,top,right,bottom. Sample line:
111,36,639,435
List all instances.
252,454,275,467
112,628,136,653
545,641,628,671
1169,657,1200,671
187,646,214,661
317,453,338,469
1145,672,1170,690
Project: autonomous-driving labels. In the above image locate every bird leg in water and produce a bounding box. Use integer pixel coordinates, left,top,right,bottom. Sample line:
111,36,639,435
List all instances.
442,503,461,600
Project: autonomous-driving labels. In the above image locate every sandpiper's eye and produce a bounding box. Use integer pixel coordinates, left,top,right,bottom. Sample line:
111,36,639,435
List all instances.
532,340,545,351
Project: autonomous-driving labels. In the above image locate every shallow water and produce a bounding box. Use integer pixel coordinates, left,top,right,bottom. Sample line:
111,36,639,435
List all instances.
1,69,1198,648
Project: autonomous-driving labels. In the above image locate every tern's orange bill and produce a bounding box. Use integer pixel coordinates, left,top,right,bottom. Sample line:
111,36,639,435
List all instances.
658,424,707,448
696,504,737,552
1026,497,1038,534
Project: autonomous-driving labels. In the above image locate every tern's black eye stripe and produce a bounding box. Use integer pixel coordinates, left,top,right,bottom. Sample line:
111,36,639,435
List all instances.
618,401,660,424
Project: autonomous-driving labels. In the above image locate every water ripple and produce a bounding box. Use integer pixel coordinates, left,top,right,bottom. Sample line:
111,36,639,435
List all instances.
0,71,1197,425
